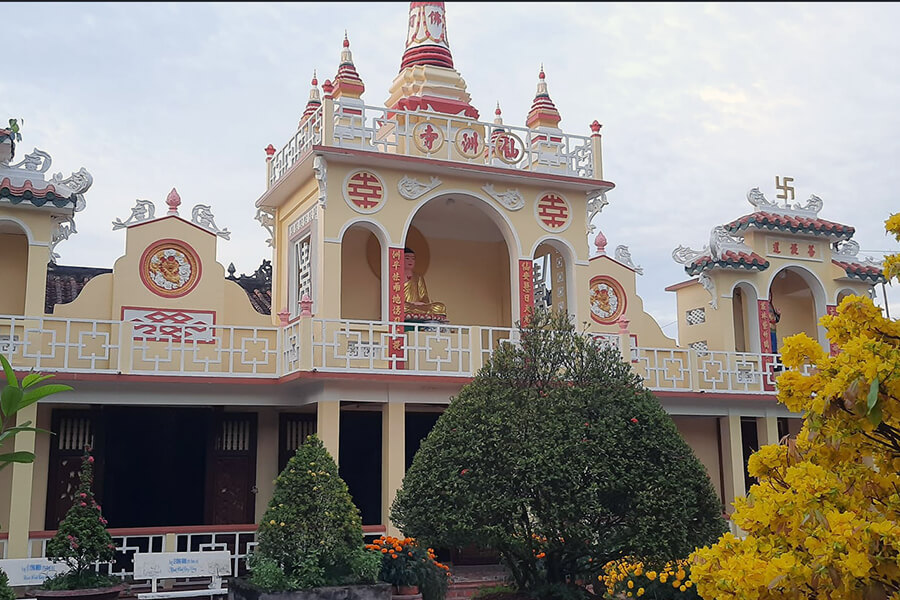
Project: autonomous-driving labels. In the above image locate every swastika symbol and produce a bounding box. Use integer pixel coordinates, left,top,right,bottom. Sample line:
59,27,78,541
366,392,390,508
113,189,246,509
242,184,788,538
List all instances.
775,176,795,202
347,172,384,209
537,194,569,229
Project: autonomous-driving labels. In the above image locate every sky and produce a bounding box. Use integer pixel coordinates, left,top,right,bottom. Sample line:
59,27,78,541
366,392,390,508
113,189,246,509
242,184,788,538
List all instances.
4,2,900,340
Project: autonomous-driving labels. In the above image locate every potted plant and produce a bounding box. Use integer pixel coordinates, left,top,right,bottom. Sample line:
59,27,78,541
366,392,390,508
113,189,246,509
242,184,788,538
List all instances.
366,536,450,600
230,434,388,600
32,447,122,600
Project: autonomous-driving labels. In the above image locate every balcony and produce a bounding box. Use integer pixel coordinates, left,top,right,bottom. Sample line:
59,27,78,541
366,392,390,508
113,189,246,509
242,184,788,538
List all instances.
267,98,598,189
0,314,784,395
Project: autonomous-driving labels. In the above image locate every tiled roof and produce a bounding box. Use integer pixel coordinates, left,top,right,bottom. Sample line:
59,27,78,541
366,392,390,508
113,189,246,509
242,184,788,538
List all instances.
227,259,272,316
685,250,769,276
832,259,885,284
0,177,76,208
724,211,854,241
45,264,112,314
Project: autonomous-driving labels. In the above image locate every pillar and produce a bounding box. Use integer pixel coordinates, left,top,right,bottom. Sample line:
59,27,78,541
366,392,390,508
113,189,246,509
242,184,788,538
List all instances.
381,402,405,537
719,412,745,515
756,414,780,447
317,401,341,465
7,403,38,558
255,409,279,521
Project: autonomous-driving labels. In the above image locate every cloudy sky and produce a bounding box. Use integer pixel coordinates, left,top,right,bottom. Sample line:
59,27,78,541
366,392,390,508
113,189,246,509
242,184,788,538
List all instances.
5,2,900,339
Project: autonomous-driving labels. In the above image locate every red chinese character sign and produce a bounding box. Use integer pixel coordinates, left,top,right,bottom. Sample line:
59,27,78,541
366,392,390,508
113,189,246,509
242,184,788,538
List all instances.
388,247,406,368
826,304,839,356
589,276,626,325
139,239,202,299
491,131,524,165
344,170,386,214
519,260,534,325
535,192,571,232
455,127,483,160
766,236,821,261
412,121,445,154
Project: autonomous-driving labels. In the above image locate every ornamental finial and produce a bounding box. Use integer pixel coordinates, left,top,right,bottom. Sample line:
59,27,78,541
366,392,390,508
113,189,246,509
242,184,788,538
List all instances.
166,188,181,216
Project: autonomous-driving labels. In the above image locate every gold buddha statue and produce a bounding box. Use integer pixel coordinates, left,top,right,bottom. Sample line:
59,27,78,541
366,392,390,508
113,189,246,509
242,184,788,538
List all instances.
403,247,448,322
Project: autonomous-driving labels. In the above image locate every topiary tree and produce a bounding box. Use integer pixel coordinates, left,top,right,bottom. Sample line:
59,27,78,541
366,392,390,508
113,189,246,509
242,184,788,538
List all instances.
250,433,380,591
690,214,900,600
43,447,118,590
391,309,726,597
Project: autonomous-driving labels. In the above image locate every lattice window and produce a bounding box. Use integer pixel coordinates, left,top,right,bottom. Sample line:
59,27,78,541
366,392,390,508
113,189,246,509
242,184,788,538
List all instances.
57,415,93,451
295,236,312,312
279,414,316,471
216,419,251,452
686,307,706,325
689,340,709,355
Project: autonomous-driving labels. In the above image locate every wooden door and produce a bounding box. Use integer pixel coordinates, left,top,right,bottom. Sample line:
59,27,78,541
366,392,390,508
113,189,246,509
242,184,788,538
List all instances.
204,412,257,524
45,409,103,529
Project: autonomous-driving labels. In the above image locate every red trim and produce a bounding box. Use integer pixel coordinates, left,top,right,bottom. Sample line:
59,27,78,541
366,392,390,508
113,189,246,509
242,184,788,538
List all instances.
400,45,454,70
0,177,62,199
138,239,203,299
278,370,474,386
127,215,220,238
652,390,778,402
29,524,259,539
120,306,217,345
310,145,615,191
392,95,478,119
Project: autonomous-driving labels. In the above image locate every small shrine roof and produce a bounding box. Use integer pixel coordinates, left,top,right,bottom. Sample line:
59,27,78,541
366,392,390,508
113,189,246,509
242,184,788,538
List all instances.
45,264,112,314
832,259,885,284
684,250,770,276
724,211,855,241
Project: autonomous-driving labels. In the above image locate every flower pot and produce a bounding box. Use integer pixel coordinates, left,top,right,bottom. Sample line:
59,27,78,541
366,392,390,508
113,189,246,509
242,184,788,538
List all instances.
394,586,419,596
30,583,124,600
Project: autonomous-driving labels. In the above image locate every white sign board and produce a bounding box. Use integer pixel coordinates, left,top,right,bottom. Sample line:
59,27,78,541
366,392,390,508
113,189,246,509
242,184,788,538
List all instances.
0,558,70,587
133,552,231,580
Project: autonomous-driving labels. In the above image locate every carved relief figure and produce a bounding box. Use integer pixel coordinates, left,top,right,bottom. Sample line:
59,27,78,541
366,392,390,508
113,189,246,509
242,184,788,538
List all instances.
403,247,447,322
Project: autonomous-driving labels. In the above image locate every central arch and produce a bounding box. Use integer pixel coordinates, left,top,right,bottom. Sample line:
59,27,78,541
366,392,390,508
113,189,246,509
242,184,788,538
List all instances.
403,192,516,327
766,265,828,350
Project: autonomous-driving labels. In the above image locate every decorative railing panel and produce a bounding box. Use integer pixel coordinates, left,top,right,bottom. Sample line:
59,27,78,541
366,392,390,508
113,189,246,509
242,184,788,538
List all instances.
311,319,472,376
632,347,784,394
0,316,121,373
267,100,596,188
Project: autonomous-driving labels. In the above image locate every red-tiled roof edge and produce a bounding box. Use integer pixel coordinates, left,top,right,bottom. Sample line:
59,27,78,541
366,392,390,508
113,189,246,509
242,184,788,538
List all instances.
724,211,855,240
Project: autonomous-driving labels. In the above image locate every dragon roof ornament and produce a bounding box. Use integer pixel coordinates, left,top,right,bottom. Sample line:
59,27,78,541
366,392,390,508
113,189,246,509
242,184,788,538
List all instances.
746,186,823,218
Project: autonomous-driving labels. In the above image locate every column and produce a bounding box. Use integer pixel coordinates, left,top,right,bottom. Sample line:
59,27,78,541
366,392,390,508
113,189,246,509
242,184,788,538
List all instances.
317,401,341,465
381,402,405,537
7,403,38,558
719,412,745,515
756,414,780,447
255,410,279,521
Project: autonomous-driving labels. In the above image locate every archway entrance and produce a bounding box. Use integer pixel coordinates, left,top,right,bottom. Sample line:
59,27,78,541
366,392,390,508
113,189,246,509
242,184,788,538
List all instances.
533,241,571,316
732,283,759,353
0,220,28,315
341,224,383,320
405,194,512,327
768,267,824,351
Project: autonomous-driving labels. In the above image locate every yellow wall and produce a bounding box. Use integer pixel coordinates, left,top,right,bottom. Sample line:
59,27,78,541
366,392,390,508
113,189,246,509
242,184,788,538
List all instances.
770,269,817,348
0,233,27,314
672,415,723,503
341,227,382,321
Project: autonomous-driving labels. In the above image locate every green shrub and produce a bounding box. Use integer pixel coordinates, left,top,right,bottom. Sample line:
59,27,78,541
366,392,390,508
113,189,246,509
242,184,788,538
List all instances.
392,309,726,597
43,447,118,590
471,584,516,600
599,557,699,599
250,434,368,591
0,569,15,600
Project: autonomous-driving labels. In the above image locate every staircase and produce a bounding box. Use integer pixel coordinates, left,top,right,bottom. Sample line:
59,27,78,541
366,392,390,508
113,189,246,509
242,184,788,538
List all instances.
447,565,510,600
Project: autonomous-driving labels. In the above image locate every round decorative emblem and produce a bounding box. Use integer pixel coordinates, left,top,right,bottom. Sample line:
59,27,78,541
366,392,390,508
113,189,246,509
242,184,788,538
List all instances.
412,121,445,154
589,276,626,324
139,240,201,298
454,126,484,159
491,131,525,165
344,170,386,214
534,192,571,232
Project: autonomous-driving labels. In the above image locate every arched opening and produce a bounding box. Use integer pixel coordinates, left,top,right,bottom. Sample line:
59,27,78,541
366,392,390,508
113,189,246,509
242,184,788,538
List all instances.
836,287,856,306
768,266,826,351
404,194,512,327
533,239,573,317
0,220,29,315
731,282,759,353
341,223,383,320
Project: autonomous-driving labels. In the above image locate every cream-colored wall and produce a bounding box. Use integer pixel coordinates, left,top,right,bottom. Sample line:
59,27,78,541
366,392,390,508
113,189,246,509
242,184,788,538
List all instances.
581,256,675,348
341,227,382,320
672,415,723,503
0,233,28,314
672,281,731,349
29,405,52,531
255,408,279,522
51,217,269,326
273,180,319,320
770,269,817,347
0,434,11,533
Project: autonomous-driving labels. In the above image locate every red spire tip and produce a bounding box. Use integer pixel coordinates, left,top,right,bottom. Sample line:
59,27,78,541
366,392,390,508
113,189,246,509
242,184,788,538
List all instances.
590,120,602,133
343,31,350,47
265,144,276,157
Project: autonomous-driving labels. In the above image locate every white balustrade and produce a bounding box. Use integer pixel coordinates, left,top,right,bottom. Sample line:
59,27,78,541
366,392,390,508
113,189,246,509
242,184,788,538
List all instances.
267,100,595,189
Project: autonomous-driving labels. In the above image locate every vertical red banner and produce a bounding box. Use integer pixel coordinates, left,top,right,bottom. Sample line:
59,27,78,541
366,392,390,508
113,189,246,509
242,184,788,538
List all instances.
826,305,839,356
519,259,534,326
758,299,775,391
388,247,406,368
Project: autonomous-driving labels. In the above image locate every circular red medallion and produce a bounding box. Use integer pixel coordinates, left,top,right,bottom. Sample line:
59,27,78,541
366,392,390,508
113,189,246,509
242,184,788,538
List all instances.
535,192,571,231
589,276,626,324
344,170,386,213
139,240,202,298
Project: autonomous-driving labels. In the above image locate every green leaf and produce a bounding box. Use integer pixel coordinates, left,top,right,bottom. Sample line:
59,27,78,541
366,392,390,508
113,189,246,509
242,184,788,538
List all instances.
867,378,879,414
0,451,35,464
19,384,73,411
868,402,883,427
0,425,52,444
1,385,23,418
22,373,53,389
0,354,18,389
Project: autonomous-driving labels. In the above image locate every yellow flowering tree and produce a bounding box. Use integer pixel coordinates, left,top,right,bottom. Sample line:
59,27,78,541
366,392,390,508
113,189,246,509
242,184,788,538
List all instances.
690,214,900,600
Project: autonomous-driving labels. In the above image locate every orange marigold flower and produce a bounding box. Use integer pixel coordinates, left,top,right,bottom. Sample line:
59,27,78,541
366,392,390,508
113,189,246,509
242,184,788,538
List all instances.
391,553,398,559
381,549,388,553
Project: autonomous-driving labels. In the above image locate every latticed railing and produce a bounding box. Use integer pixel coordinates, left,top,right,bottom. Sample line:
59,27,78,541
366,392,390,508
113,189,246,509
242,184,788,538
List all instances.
267,98,596,188
0,313,786,394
